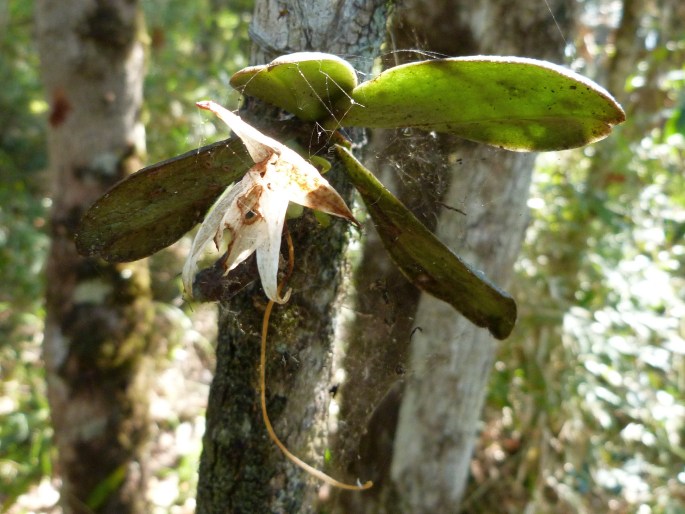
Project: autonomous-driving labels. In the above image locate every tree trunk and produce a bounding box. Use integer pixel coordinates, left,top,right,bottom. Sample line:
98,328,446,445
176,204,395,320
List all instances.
195,1,387,513
390,1,574,512
36,2,153,512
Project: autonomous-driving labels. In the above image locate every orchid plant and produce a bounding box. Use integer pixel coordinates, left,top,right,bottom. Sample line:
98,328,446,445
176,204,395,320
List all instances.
75,51,625,490
77,52,624,340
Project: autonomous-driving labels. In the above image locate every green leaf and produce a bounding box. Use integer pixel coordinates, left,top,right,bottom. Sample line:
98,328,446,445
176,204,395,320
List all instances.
230,52,358,122
335,56,626,151
76,138,251,262
335,144,517,340
86,464,127,510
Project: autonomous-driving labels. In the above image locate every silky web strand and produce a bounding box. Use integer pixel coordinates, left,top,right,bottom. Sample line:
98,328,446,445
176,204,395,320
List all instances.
259,231,373,491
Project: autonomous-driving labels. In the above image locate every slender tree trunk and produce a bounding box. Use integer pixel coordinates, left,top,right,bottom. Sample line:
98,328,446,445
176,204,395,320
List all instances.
196,1,387,513
390,1,574,512
36,2,152,512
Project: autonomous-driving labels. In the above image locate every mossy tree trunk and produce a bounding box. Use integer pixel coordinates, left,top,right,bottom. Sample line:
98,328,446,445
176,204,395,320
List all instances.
195,1,388,513
36,2,154,512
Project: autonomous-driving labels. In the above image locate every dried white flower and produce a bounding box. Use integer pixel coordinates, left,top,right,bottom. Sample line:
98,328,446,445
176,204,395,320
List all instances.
183,101,356,303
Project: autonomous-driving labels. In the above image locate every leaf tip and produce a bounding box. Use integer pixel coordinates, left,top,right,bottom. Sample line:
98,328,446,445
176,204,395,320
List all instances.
489,296,518,340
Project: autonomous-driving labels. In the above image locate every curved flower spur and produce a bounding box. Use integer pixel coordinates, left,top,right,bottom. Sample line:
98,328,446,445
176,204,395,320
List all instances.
183,101,358,303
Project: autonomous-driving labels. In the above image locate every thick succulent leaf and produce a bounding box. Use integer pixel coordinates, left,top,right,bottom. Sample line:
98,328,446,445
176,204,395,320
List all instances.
336,56,625,151
230,52,358,122
335,145,517,340
76,138,251,262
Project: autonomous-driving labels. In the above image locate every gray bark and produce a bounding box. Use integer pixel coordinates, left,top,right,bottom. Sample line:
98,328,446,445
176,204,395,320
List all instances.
36,1,152,512
390,1,575,512
391,148,536,510
196,2,387,513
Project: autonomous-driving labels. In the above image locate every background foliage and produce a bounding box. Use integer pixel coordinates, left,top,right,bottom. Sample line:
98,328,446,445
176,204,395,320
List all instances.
1,0,683,512
0,1,51,510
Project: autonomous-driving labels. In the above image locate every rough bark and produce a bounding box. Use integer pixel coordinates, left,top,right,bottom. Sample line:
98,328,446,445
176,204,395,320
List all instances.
195,2,387,513
36,2,152,512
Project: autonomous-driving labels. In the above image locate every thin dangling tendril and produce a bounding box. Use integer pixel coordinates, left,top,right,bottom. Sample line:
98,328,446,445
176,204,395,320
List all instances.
259,229,373,491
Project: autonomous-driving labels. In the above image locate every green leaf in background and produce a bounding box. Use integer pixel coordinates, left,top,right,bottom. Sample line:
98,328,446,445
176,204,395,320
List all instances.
335,145,517,340
230,52,358,122
86,464,127,510
335,56,626,151
76,138,251,262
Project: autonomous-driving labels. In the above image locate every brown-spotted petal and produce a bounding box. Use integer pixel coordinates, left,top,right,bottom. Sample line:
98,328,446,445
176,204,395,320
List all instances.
197,100,358,226
182,180,245,297
268,156,358,225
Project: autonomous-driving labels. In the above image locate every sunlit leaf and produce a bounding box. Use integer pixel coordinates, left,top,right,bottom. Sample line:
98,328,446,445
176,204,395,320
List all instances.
76,138,251,262
335,145,517,339
336,56,626,151
230,52,358,122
